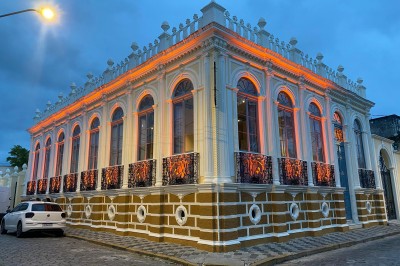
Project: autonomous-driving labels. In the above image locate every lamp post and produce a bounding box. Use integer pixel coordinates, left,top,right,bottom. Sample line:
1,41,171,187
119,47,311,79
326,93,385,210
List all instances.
0,7,55,20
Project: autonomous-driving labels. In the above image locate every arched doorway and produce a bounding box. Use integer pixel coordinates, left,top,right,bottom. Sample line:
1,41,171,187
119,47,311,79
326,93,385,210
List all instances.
379,150,397,220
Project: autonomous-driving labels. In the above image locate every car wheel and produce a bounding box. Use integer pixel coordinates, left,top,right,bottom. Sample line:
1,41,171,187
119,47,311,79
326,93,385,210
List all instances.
16,222,23,238
0,220,6,234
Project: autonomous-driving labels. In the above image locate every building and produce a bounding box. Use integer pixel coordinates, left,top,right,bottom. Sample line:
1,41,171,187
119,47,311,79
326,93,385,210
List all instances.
23,2,387,251
371,115,400,150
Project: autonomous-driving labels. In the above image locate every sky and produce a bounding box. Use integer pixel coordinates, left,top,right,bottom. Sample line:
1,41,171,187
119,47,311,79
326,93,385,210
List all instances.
0,0,399,164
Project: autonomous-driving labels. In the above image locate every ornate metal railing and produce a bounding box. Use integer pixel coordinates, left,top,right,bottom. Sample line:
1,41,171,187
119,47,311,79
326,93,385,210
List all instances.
36,179,48,194
49,176,61,194
63,173,78,192
311,162,335,187
359,169,376,189
26,180,36,195
278,158,308,185
128,159,156,188
81,169,97,191
235,152,272,184
162,152,199,185
101,165,124,190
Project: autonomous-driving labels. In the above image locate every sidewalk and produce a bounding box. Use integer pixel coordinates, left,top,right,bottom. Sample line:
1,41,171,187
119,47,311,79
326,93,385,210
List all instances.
65,222,400,266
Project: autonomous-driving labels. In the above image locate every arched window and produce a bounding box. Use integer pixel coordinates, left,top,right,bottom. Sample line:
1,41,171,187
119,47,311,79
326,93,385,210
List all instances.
333,112,344,143
43,138,51,179
32,143,40,179
110,107,124,165
88,118,100,170
309,103,324,162
277,92,296,158
354,120,366,169
173,79,194,154
237,77,259,152
138,95,154,160
70,125,81,173
55,132,65,176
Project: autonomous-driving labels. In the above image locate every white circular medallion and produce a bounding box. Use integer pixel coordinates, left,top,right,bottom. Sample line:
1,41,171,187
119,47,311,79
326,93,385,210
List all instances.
366,201,372,214
175,205,188,226
108,205,116,221
66,204,72,218
85,204,92,219
321,202,330,218
290,202,300,221
249,204,262,225
137,205,147,223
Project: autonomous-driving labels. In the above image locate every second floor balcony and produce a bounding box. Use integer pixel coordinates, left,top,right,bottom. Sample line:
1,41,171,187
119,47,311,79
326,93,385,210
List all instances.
278,158,308,186
162,152,199,185
235,152,273,184
311,162,335,187
128,159,156,188
101,165,123,190
37,179,48,194
49,176,61,194
81,169,97,191
63,173,78,193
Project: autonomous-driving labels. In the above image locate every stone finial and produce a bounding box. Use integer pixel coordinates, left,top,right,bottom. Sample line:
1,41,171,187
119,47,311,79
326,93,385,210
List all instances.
289,37,298,47
46,101,51,110
107,59,114,67
58,92,63,103
357,77,363,84
258,18,267,30
87,72,93,80
337,65,344,73
5,168,10,174
22,164,27,171
131,42,139,51
35,108,41,115
316,52,324,62
161,21,170,32
70,82,77,94
14,166,18,173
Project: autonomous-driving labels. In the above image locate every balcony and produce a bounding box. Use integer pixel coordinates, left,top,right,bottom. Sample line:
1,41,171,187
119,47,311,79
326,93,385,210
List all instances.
101,165,123,190
311,162,335,187
37,179,48,194
26,180,36,195
49,176,61,194
63,173,78,193
235,152,273,184
359,169,376,189
162,152,199,185
128,159,156,188
278,158,308,185
81,169,97,191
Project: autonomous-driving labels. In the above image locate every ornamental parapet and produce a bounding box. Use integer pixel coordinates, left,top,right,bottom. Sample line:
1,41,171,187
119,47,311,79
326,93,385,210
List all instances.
101,165,124,190
63,173,78,193
49,176,61,194
128,159,156,188
37,179,48,194
26,180,36,195
311,162,335,187
358,169,376,189
235,152,272,184
81,169,97,191
278,158,308,186
162,152,199,185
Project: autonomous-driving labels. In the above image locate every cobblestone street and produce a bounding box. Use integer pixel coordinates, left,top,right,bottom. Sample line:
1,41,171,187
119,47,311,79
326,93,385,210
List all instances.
279,233,400,266
0,233,179,266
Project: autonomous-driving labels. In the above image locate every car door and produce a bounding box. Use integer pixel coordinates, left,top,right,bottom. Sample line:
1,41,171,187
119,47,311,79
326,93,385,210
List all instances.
5,204,21,231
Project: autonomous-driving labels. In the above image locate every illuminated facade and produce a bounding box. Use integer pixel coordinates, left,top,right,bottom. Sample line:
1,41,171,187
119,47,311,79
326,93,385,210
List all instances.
24,2,387,251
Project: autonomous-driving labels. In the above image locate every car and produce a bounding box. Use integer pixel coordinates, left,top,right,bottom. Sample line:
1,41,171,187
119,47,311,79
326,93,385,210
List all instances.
0,201,66,237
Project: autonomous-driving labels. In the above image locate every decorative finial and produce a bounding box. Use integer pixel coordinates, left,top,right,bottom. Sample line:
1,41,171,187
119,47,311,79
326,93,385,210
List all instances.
357,77,363,84
87,72,93,80
316,52,324,61
131,42,139,51
161,21,170,32
289,37,297,47
337,65,344,73
70,83,77,94
107,59,114,67
257,18,266,30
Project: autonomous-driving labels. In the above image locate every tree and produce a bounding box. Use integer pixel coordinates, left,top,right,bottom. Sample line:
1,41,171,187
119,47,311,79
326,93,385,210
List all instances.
6,145,29,169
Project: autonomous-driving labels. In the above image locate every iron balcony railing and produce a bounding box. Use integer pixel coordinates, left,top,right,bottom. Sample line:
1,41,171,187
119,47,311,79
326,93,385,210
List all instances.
128,159,156,188
358,169,376,189
81,169,97,191
49,176,61,194
101,165,124,190
36,179,48,194
278,157,308,185
235,152,273,184
63,173,78,192
311,162,335,187
162,152,199,185
26,180,36,195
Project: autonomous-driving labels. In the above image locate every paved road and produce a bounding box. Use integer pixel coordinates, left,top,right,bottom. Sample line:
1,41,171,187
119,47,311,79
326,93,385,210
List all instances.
279,234,400,266
0,232,180,266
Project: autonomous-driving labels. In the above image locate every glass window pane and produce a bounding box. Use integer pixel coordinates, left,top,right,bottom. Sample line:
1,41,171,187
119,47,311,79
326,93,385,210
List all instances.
174,102,184,154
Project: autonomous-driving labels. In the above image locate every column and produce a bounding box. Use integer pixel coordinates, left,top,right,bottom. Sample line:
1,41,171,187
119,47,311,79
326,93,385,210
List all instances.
97,97,108,190
364,114,380,189
155,70,166,186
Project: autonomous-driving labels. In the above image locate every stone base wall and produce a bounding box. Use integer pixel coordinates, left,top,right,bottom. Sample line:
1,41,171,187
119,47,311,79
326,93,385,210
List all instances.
355,189,387,227
47,184,351,252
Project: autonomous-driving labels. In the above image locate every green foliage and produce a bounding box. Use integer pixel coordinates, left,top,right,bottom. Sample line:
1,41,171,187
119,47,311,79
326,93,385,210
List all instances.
6,145,29,169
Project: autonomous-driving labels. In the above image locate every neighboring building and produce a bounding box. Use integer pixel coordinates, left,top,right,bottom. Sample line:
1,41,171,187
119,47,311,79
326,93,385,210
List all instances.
24,2,387,251
370,115,400,150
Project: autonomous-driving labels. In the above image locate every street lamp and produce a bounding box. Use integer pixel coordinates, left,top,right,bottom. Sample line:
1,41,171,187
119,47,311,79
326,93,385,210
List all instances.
0,7,56,20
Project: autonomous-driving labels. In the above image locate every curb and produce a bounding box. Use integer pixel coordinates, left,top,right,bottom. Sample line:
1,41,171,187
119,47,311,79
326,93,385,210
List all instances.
252,230,400,266
66,234,197,266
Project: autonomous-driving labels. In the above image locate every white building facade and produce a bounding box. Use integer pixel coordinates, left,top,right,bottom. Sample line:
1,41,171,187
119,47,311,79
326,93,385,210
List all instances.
24,2,386,251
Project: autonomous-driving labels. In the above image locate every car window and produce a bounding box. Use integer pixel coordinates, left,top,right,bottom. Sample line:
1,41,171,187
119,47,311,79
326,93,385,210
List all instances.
11,205,21,212
19,203,29,211
31,203,62,212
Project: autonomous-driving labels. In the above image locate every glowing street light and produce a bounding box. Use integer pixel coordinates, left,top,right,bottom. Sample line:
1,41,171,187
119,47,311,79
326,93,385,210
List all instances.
0,7,56,21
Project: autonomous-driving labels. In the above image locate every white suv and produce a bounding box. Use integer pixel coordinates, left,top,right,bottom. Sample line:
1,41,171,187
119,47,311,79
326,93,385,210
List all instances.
0,201,66,237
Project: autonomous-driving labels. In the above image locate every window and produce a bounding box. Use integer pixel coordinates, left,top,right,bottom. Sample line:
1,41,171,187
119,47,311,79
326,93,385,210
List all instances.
138,95,154,160
277,92,296,158
354,120,366,169
31,203,62,212
55,132,65,176
309,103,324,162
43,138,51,179
110,107,124,166
173,79,194,154
333,112,344,143
32,143,40,180
70,125,81,173
88,118,100,170
237,77,259,152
